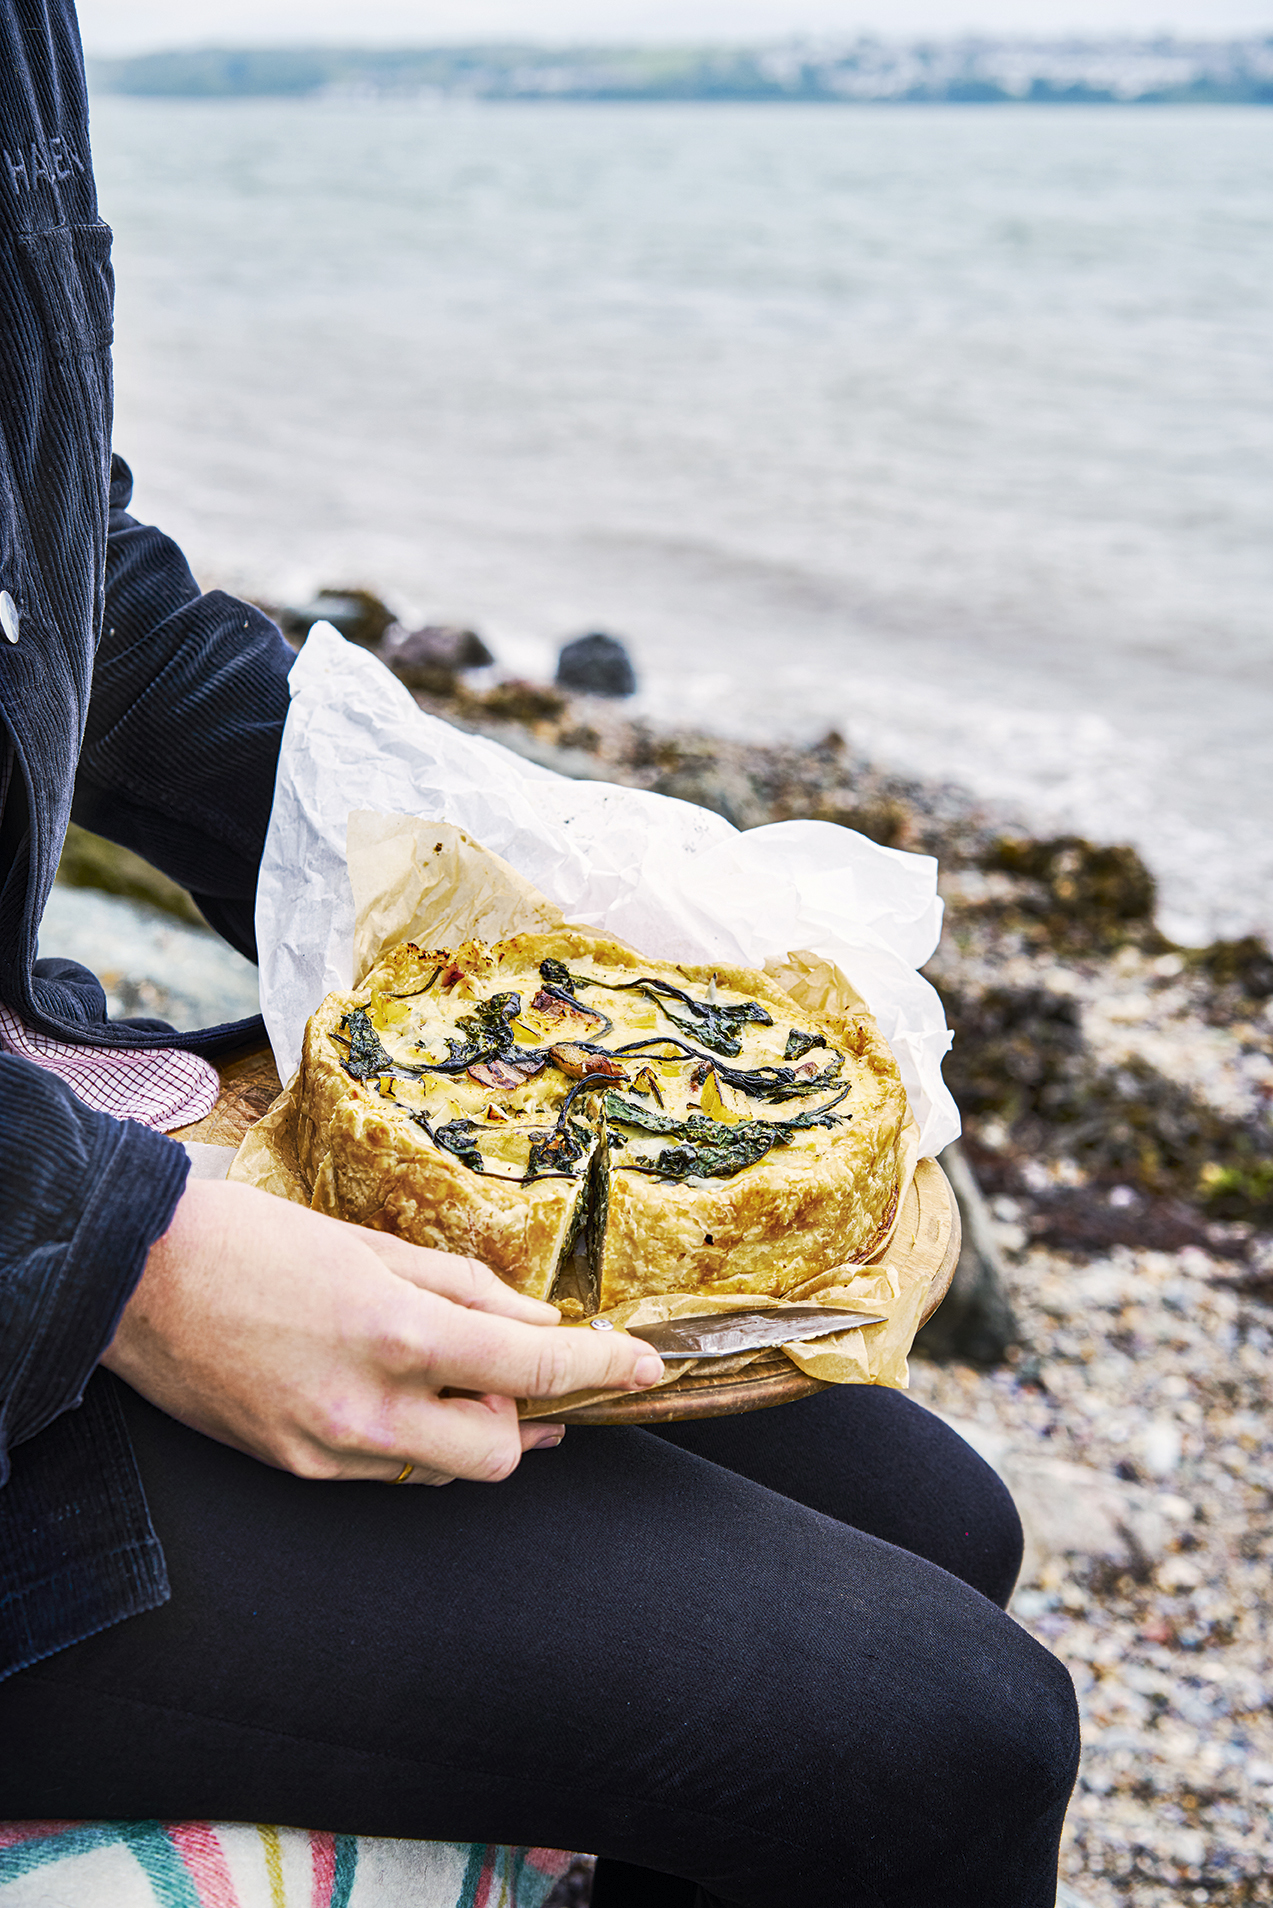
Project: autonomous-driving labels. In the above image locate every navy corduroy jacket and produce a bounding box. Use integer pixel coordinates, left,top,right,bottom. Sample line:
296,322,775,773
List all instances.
1,0,294,1679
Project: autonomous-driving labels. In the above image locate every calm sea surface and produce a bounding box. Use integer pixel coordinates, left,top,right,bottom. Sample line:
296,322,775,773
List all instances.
90,97,1273,942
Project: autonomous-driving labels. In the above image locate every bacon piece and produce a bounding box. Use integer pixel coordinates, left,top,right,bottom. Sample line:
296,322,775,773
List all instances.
548,1044,628,1082
531,989,606,1035
468,1056,546,1089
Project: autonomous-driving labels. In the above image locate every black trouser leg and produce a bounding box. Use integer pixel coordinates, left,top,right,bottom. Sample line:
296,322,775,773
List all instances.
591,1385,1030,1904
649,1383,1025,1608
590,1859,700,1908
0,1375,1076,1908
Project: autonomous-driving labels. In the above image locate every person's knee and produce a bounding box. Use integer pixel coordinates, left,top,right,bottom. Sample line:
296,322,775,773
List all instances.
770,1626,1079,1906
947,1621,1081,1836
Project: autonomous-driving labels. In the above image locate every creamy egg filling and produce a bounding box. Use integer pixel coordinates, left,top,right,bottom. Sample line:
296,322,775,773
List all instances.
335,957,857,1186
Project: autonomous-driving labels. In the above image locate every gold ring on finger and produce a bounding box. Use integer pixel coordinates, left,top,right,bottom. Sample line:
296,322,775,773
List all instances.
390,1461,415,1485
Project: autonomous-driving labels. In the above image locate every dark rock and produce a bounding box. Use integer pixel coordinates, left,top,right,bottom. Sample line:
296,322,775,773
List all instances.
388,624,494,695
652,761,768,832
556,631,637,698
281,587,396,649
913,1141,1018,1367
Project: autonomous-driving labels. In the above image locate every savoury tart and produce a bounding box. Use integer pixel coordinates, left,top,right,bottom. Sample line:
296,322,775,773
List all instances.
295,927,909,1312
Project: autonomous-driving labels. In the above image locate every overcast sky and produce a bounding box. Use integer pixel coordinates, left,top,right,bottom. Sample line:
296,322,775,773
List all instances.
77,0,1273,57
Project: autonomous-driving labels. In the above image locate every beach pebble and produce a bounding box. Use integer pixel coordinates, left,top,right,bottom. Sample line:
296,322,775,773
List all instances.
934,1423,1191,1582
1136,1419,1183,1478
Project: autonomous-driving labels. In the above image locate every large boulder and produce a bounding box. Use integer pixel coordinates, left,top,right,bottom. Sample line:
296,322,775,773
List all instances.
555,631,637,698
937,1413,1193,1585
388,624,494,695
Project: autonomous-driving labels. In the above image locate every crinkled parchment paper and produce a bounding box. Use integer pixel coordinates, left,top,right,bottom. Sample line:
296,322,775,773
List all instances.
233,809,950,1403
255,625,958,1154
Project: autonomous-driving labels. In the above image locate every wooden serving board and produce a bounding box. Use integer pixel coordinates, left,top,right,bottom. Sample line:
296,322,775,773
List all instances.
173,1044,284,1148
175,1050,959,1428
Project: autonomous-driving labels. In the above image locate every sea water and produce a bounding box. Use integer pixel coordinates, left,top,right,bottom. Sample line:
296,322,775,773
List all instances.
90,96,1273,943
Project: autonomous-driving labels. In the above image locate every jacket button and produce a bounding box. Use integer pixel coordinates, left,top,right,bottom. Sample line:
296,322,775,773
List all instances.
0,592,17,644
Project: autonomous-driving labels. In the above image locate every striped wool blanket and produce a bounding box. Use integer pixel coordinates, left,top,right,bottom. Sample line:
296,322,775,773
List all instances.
0,1822,573,1907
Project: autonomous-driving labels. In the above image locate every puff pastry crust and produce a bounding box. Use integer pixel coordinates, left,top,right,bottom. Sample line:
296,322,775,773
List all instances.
295,927,908,1310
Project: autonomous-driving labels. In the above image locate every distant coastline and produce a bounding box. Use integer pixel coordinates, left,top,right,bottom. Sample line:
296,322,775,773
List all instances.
89,37,1273,107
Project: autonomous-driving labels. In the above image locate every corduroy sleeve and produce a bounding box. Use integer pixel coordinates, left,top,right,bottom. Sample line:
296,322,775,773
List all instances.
0,1050,188,1478
70,456,295,963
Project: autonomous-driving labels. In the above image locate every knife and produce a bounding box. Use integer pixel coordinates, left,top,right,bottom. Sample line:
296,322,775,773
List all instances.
590,1305,888,1360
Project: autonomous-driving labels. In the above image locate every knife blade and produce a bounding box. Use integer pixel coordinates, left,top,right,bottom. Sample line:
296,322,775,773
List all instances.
612,1305,888,1360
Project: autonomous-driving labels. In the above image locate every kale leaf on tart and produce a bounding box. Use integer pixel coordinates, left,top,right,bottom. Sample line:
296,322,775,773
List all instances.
295,927,909,1313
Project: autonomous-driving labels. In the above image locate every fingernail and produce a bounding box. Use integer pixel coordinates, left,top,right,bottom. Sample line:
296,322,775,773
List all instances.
531,1427,565,1449
633,1354,666,1388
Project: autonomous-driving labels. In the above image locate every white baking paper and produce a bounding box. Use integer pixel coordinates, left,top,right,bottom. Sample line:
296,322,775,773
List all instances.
256,624,960,1154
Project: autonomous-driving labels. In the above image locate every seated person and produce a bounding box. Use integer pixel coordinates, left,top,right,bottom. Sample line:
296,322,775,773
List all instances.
0,9,1079,1903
